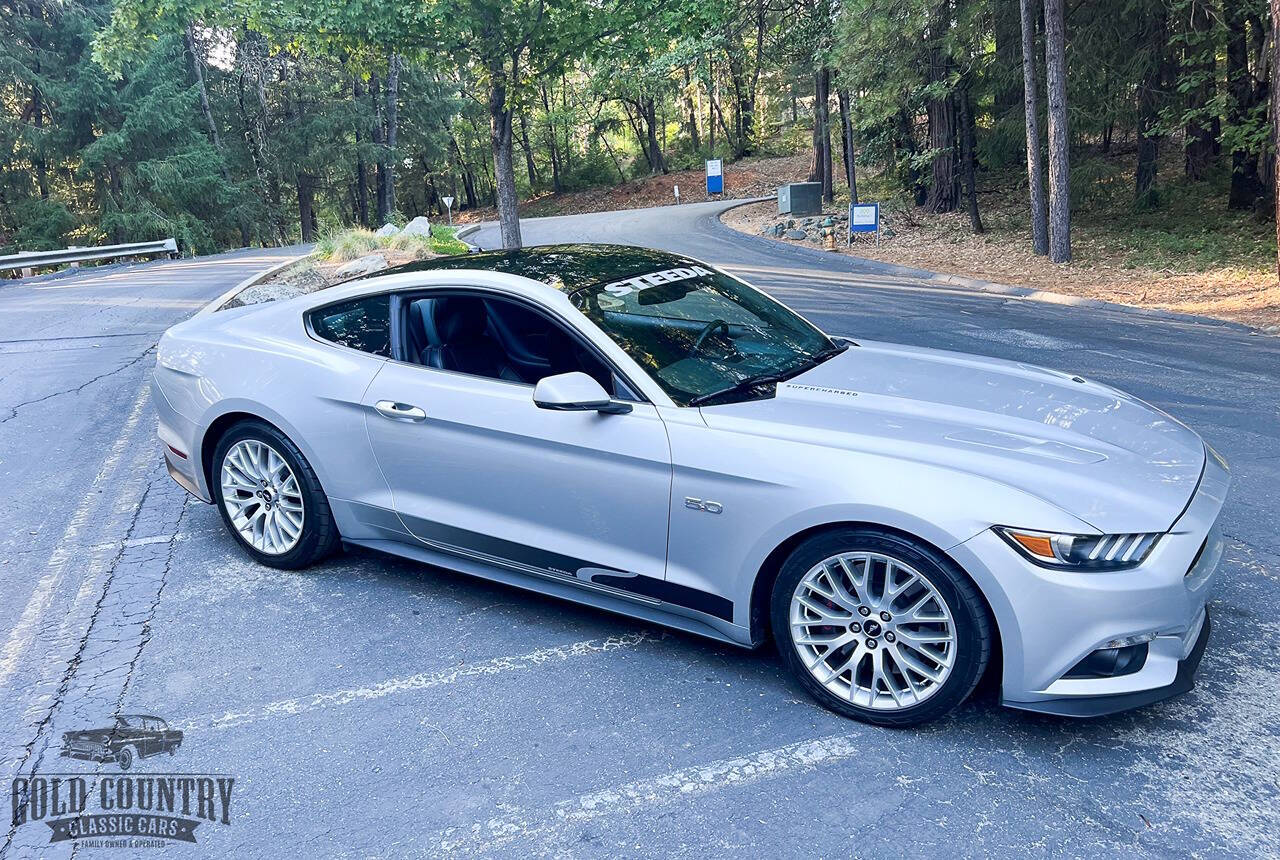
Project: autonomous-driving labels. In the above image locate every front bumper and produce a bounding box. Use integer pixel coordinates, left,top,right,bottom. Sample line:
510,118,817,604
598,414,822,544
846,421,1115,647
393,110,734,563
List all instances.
1006,608,1211,717
950,448,1229,717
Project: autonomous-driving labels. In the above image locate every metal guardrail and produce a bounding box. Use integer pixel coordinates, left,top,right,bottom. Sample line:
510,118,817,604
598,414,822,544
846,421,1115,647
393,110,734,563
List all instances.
0,238,178,276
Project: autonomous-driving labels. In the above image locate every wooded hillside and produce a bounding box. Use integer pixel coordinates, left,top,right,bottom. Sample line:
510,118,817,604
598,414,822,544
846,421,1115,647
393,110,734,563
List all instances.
1,0,1276,275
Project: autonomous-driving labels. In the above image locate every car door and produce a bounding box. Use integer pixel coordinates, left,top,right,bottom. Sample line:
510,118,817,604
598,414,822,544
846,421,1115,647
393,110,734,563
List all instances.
362,290,673,588
140,719,158,756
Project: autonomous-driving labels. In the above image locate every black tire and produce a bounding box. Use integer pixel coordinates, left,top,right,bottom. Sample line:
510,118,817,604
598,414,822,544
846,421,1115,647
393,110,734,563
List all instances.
116,746,134,771
211,420,339,570
770,527,992,727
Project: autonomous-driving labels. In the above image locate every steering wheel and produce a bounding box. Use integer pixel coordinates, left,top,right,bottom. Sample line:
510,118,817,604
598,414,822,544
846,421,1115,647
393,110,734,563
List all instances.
690,318,734,358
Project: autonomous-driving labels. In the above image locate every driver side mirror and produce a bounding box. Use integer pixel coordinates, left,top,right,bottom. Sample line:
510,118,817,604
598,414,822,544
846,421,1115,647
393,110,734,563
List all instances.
533,372,632,415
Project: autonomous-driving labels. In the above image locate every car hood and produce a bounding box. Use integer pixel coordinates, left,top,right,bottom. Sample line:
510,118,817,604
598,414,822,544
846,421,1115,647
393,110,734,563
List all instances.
701,340,1205,533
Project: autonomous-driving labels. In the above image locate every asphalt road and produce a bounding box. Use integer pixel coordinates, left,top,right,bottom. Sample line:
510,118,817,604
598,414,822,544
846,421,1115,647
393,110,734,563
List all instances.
1,203,1278,858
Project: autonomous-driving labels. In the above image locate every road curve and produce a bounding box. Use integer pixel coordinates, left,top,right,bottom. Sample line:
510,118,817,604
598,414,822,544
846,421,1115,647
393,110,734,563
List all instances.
0,210,1277,858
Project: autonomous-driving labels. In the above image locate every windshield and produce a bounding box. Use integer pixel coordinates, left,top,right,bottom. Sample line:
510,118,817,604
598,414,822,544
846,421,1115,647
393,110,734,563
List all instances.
570,264,839,406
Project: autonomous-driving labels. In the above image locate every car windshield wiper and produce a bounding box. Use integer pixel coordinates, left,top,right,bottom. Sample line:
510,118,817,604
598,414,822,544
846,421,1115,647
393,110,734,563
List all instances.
687,342,849,407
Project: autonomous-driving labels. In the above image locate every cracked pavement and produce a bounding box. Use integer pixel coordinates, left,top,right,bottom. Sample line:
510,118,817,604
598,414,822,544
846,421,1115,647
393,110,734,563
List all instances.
1,207,1278,857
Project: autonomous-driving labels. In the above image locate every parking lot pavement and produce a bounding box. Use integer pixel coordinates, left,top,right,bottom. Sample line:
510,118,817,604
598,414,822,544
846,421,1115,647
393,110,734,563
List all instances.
3,209,1279,857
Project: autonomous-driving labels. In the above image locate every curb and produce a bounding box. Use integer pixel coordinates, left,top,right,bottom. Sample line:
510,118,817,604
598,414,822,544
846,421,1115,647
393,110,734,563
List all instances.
455,223,482,252
714,200,1265,335
198,253,309,316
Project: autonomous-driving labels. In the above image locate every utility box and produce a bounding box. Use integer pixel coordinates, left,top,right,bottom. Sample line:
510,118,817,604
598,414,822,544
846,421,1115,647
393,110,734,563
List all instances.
778,182,822,216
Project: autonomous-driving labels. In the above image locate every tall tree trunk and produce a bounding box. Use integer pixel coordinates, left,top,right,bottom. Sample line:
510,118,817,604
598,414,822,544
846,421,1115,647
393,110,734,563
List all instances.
519,114,539,189
1273,0,1280,282
1135,0,1168,204
645,97,668,175
959,82,985,233
353,80,369,228
370,70,386,222
838,87,857,202
1044,0,1071,262
540,84,563,192
994,0,1023,121
1020,0,1049,254
925,15,957,214
30,83,48,200
463,168,478,210
707,56,716,152
735,2,766,156
925,1,956,213
297,172,317,242
1226,0,1263,209
809,68,833,202
184,25,223,155
1183,0,1216,180
622,101,651,171
489,65,523,250
561,76,573,175
683,66,701,151
244,60,287,245
381,54,400,222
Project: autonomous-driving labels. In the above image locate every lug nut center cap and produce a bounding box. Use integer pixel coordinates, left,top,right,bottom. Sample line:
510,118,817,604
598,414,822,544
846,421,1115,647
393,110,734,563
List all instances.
863,620,882,637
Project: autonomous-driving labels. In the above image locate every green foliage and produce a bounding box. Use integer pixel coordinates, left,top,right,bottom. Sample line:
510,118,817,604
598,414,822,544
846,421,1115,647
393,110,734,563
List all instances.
0,0,1272,266
314,225,468,262
2,199,77,253
314,228,381,262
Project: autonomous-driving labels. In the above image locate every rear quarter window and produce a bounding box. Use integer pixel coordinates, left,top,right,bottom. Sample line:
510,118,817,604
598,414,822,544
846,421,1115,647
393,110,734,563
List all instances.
310,295,391,356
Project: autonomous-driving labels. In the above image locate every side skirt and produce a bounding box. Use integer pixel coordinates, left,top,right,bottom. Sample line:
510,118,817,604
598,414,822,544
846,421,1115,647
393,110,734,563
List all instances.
342,535,753,649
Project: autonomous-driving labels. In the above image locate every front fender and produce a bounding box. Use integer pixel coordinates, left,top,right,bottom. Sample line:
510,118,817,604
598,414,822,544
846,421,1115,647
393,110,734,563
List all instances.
661,415,1095,637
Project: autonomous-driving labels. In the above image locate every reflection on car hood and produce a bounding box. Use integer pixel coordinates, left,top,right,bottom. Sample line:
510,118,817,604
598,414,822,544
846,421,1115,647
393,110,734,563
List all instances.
702,339,1206,533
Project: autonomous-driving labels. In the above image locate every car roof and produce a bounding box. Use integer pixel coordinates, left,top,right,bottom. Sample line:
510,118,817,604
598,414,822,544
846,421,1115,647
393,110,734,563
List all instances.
352,243,705,294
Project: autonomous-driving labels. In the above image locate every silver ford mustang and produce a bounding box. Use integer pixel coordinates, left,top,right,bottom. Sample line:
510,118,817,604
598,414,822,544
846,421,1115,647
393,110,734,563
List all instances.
155,245,1227,726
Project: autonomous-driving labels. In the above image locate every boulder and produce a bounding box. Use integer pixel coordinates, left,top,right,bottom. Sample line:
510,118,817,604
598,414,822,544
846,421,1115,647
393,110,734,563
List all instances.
334,253,388,277
400,216,432,237
784,228,807,241
374,223,399,237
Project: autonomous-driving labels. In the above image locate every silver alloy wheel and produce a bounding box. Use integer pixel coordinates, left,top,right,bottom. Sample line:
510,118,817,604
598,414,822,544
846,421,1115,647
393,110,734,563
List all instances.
220,439,305,555
790,551,956,710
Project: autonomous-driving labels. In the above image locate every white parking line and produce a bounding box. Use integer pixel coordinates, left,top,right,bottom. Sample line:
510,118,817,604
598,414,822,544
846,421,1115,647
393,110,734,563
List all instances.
0,384,151,688
433,732,864,854
179,631,660,732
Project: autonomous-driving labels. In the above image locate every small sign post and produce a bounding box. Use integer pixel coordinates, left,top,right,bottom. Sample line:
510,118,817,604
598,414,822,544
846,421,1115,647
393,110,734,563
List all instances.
673,184,680,204
705,159,723,195
441,196,455,227
848,202,880,246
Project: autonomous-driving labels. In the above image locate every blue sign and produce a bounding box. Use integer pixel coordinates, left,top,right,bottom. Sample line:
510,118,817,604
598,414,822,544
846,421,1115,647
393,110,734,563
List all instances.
706,159,723,195
849,202,879,235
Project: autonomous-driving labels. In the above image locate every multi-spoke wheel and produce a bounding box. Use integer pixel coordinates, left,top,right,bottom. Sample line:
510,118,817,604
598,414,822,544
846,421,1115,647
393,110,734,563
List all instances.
771,528,991,727
220,439,305,555
211,420,339,569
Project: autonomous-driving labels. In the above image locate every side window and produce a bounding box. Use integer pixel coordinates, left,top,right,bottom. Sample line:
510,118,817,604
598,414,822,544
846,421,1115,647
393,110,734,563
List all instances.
310,295,391,356
406,294,618,394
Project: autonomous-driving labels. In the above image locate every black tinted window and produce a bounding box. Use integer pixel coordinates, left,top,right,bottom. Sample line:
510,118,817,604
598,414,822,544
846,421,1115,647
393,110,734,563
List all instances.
311,295,391,356
570,267,833,405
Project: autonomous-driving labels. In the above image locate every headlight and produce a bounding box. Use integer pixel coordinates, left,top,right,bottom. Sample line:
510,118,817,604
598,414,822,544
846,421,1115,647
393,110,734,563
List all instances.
994,527,1161,570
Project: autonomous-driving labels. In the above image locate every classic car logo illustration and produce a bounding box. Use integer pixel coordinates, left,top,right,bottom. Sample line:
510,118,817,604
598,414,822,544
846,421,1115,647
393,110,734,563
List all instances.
9,713,234,848
60,714,183,771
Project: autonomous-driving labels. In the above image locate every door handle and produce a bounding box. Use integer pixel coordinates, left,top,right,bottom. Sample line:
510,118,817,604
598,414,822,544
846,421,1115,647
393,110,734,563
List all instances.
374,400,427,422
